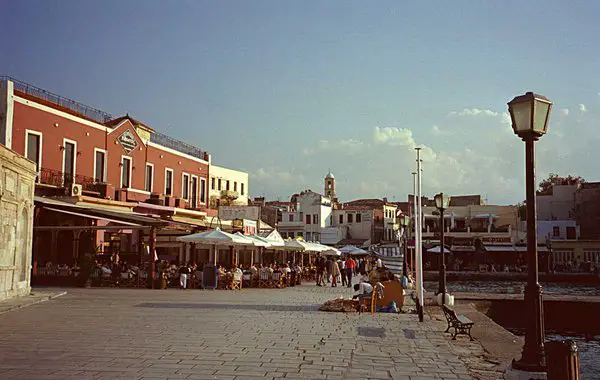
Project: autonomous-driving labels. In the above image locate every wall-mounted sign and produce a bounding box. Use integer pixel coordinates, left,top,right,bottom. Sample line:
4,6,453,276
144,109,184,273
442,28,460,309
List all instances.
218,205,260,221
243,219,257,235
482,236,512,244
117,129,138,154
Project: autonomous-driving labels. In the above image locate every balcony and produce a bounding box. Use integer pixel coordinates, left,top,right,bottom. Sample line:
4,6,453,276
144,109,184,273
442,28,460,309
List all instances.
220,190,239,200
37,167,108,195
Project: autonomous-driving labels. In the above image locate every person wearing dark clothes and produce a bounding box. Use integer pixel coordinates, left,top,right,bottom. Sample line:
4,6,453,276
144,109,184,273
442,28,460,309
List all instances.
316,256,325,286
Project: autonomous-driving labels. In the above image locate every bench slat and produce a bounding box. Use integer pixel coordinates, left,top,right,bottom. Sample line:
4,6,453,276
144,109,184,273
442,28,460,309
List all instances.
457,316,473,325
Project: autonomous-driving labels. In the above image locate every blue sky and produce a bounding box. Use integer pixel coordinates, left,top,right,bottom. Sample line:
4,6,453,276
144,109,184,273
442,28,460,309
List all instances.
2,1,600,204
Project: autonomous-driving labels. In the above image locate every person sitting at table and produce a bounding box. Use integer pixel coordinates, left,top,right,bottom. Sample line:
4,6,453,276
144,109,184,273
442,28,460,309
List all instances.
232,264,243,283
218,265,226,275
282,263,292,275
249,263,258,278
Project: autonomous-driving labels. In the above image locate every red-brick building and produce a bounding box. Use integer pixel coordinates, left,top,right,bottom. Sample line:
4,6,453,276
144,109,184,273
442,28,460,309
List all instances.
1,76,210,208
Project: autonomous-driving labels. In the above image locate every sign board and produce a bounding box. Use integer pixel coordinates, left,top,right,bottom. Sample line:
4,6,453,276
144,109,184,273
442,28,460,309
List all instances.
482,236,512,244
218,205,260,221
243,219,257,235
117,129,138,154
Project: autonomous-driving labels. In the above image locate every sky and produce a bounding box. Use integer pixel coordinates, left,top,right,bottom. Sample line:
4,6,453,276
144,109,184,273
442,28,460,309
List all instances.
2,1,600,205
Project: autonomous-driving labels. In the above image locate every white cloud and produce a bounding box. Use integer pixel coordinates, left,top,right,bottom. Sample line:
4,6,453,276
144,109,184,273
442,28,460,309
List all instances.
251,99,600,205
579,104,587,112
316,139,364,153
447,108,499,117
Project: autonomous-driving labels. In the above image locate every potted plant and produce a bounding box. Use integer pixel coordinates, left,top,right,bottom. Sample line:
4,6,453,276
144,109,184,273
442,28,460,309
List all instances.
78,245,99,288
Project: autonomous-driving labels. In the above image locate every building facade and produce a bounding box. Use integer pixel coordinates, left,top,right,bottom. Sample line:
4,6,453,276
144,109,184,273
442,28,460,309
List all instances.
278,190,333,241
1,77,213,208
0,144,36,301
208,165,249,208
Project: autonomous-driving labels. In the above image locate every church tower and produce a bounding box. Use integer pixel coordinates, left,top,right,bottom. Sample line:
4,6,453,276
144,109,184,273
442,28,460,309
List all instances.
324,170,336,199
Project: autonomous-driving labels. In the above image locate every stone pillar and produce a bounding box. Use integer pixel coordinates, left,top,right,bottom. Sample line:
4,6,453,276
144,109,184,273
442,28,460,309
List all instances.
73,230,82,263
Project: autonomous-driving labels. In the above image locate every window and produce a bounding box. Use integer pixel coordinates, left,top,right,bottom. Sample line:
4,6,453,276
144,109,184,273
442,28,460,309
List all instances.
218,179,222,191
182,173,190,199
226,180,230,191
25,131,42,172
339,214,343,224
566,226,576,239
145,163,154,192
94,149,106,183
356,213,362,223
190,176,198,208
306,232,312,241
306,214,311,224
313,214,318,224
234,182,237,192
121,156,132,188
281,232,288,239
241,183,245,195
200,178,206,203
211,177,215,190
165,168,173,196
553,226,560,237
62,139,76,183
348,213,354,223
288,214,294,222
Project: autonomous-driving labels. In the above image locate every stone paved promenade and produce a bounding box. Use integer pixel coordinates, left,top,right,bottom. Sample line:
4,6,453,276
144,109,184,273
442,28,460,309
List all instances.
0,285,502,380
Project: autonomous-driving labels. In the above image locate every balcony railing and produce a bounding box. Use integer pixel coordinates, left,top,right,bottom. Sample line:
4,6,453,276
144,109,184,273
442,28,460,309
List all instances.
37,168,106,193
150,131,208,161
2,76,113,124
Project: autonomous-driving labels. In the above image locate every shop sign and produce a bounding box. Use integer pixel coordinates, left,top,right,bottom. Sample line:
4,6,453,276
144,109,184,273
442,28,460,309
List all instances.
482,236,512,244
117,129,138,154
243,219,257,235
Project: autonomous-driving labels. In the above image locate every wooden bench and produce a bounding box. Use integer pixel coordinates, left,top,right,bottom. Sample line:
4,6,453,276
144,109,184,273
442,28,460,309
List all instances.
442,305,474,340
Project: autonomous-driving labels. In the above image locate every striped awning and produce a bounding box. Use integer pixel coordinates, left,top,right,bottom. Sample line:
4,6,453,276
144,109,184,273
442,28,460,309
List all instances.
374,253,404,279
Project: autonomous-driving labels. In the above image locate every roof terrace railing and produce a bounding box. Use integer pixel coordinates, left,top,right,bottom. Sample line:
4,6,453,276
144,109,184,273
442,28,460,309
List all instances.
2,76,209,160
149,131,208,161
1,76,113,124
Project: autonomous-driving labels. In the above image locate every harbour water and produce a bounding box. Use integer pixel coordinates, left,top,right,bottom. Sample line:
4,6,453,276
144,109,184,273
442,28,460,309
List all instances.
423,281,600,378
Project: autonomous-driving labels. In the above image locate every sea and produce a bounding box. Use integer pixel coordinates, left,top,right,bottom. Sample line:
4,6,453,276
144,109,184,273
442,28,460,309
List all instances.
423,281,600,378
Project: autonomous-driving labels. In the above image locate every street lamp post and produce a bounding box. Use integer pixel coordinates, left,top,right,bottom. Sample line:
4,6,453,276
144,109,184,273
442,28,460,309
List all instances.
507,92,552,376
399,215,410,278
434,192,451,305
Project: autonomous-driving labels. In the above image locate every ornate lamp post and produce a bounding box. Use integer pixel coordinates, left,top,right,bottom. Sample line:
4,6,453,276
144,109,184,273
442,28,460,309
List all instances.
507,92,552,376
434,192,451,305
399,215,411,277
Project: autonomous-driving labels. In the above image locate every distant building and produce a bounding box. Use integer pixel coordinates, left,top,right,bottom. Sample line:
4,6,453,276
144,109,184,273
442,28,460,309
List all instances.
278,190,333,241
537,184,578,221
208,165,249,208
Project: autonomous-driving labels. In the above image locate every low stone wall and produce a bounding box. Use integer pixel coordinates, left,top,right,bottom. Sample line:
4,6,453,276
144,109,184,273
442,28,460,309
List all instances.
0,144,36,301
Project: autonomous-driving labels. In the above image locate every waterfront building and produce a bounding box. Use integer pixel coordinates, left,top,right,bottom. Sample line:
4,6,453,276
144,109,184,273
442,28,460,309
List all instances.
0,76,248,267
0,144,36,301
208,165,249,208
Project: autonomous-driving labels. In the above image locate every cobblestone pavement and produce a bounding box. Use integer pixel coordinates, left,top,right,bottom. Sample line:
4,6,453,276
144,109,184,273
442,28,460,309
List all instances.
0,285,501,380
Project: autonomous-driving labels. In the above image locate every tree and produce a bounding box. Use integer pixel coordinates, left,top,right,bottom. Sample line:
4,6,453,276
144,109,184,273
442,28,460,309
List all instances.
538,173,585,195
517,202,526,221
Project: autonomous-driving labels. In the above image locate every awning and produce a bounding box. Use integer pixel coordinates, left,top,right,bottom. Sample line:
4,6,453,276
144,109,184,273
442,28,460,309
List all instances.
169,215,206,228
42,206,140,226
485,245,516,252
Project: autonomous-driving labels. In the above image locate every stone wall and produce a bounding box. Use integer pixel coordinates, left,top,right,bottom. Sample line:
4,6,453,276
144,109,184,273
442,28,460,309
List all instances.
0,143,36,301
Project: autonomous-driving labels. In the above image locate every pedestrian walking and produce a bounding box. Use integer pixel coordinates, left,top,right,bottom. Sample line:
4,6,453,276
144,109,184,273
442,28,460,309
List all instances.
179,263,190,289
345,256,356,288
316,256,325,286
326,258,333,283
339,258,347,287
331,259,340,287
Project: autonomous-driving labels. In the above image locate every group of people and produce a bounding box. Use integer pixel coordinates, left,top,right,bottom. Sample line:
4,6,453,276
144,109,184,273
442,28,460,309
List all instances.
314,255,383,288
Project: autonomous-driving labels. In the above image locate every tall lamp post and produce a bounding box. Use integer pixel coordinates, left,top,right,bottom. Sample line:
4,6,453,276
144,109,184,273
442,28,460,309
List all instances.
434,192,451,305
507,92,552,377
399,215,411,277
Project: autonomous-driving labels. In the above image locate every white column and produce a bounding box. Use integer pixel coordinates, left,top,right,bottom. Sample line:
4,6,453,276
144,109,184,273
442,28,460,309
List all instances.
0,79,14,149
415,148,424,315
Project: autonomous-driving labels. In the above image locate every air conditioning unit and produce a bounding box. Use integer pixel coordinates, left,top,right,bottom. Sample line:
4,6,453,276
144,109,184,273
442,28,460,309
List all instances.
66,183,82,196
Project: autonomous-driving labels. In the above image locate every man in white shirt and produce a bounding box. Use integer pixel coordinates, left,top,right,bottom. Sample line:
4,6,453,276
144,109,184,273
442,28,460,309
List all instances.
352,282,374,301
232,265,243,282
376,257,383,269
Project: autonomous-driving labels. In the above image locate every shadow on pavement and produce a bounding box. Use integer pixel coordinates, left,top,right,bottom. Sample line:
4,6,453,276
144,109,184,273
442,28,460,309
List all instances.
135,302,319,312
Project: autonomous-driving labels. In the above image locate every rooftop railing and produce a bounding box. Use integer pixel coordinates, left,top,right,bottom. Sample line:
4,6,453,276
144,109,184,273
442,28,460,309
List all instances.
2,76,209,161
2,76,113,124
150,131,208,161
